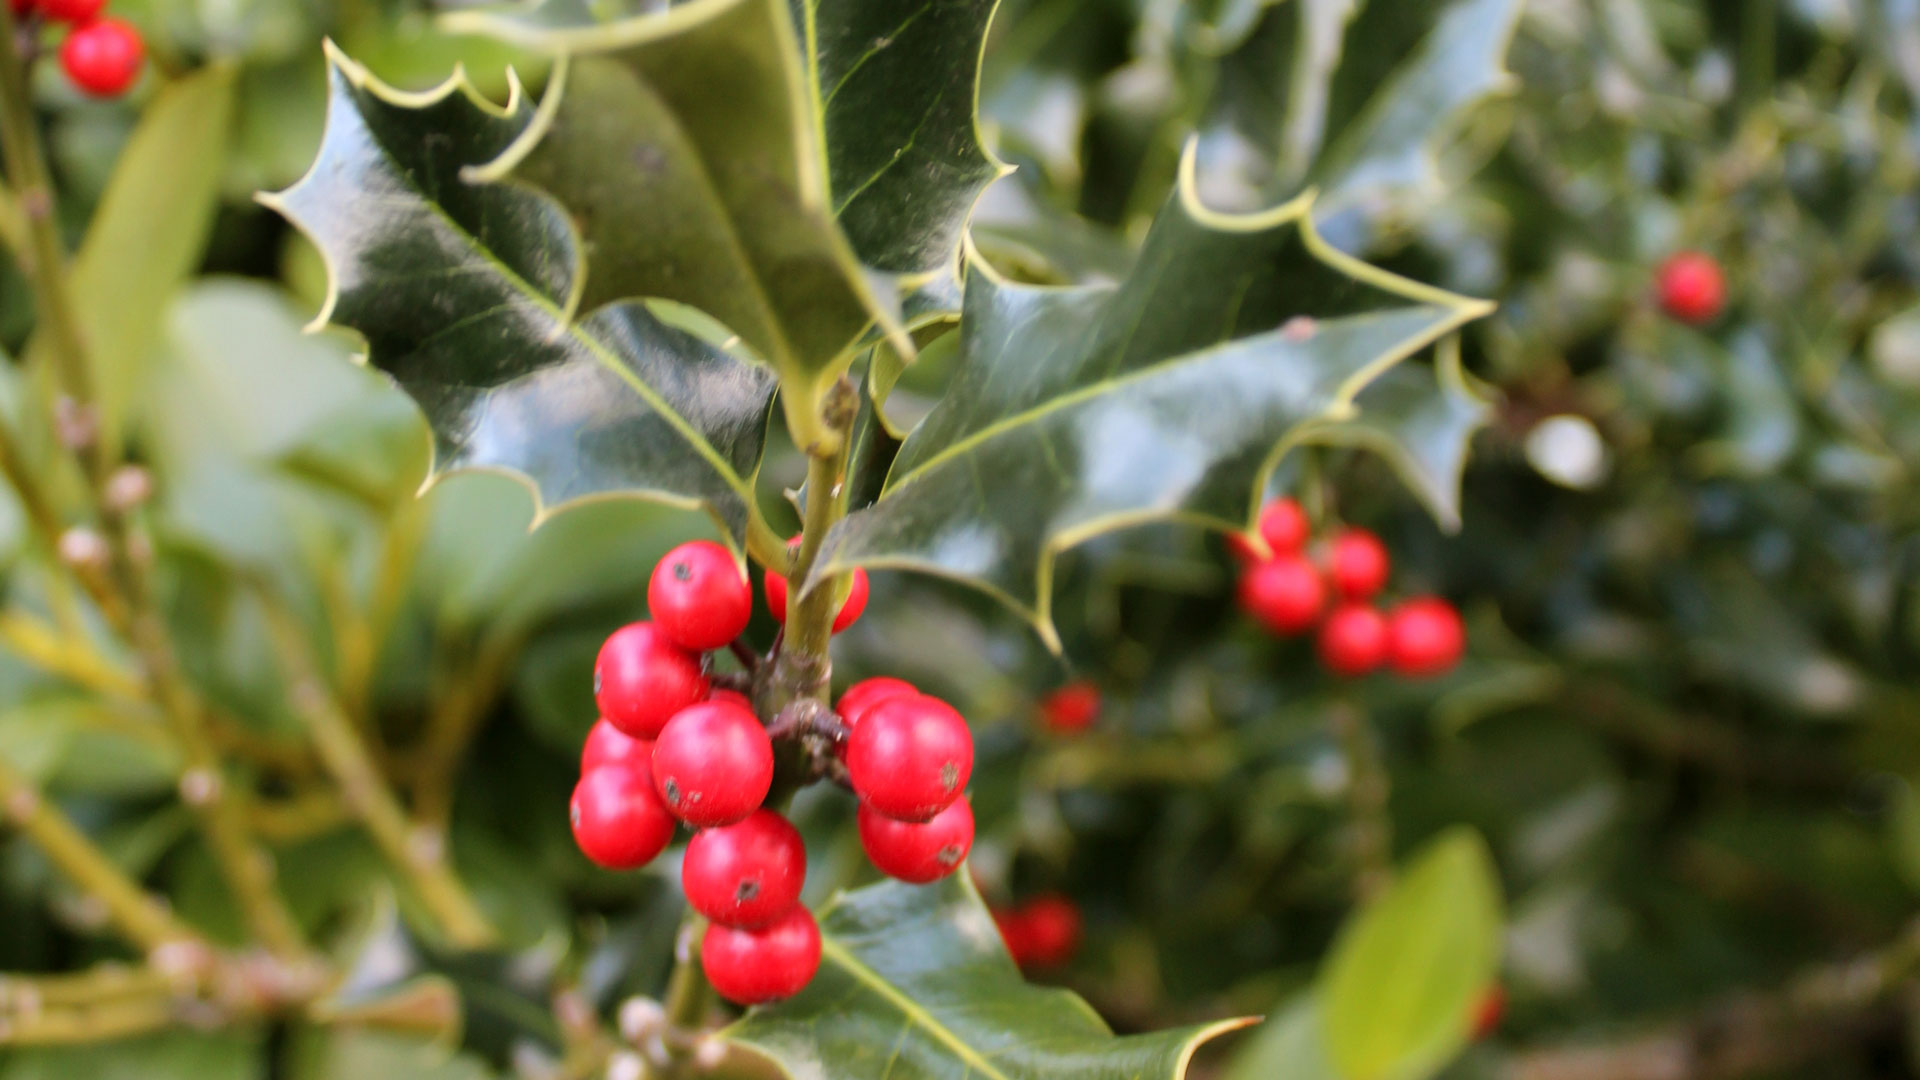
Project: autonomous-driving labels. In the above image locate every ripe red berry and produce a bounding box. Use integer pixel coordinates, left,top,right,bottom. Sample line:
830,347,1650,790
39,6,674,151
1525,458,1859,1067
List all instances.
39,0,103,22
857,797,973,883
581,717,650,775
846,694,972,822
570,765,675,870
59,18,144,97
1656,251,1726,325
1387,597,1466,678
1237,553,1325,634
765,562,869,633
595,622,708,739
648,540,751,652
701,905,821,1005
1259,497,1310,553
1326,529,1390,600
707,687,754,711
1010,894,1082,970
1038,681,1100,734
837,676,917,726
651,701,773,826
1318,603,1389,676
683,809,806,928
992,906,1033,962
1471,984,1506,1040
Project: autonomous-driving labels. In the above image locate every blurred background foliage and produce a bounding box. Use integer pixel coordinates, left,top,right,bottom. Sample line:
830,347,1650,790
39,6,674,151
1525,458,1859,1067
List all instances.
4,0,1920,1078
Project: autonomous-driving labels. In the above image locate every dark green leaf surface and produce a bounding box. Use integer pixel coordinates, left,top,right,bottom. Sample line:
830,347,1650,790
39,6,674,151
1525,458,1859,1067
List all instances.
444,0,1000,441
1318,828,1503,1080
727,876,1250,1080
263,48,777,540
1303,336,1490,530
810,152,1491,646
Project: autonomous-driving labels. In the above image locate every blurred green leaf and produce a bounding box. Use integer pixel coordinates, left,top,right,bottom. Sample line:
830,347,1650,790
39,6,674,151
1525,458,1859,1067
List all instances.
1223,991,1338,1080
1890,778,1920,896
0,1030,261,1080
286,1028,498,1080
1319,827,1502,1080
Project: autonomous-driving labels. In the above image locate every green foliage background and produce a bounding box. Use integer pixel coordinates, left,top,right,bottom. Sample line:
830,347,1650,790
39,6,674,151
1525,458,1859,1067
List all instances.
1,0,1919,1078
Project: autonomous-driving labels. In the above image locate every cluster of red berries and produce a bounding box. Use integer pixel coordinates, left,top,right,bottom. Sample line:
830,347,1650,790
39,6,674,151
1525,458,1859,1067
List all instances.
9,0,144,97
569,540,975,1006
1655,250,1726,325
1231,498,1465,678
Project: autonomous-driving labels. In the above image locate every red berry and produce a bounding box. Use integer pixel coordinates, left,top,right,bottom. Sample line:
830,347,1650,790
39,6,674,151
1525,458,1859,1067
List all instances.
707,687,754,710
1327,529,1390,600
1318,603,1389,676
1038,681,1100,734
765,564,869,633
1656,251,1726,325
992,906,1033,961
39,0,103,22
59,18,143,97
581,718,649,775
570,765,675,870
1258,498,1310,554
701,905,821,1005
846,695,972,822
857,797,973,883
1237,554,1325,634
648,540,751,652
837,676,917,729
1387,597,1466,678
595,622,708,739
651,701,773,827
1472,984,1506,1040
683,809,806,928
1014,894,1082,970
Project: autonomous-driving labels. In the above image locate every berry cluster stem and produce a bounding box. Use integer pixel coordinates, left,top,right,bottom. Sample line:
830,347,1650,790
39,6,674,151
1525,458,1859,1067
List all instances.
1329,703,1391,904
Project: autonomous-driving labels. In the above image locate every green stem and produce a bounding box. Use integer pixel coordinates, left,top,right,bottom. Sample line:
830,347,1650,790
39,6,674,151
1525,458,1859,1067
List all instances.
1329,702,1391,903
0,758,203,953
0,4,100,471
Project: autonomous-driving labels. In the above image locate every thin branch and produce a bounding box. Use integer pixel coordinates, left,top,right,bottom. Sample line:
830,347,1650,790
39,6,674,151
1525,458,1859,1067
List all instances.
1329,702,1391,903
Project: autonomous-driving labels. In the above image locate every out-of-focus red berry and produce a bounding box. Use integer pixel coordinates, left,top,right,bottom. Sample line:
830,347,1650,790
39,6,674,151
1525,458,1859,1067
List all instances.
1656,251,1727,325
1038,681,1100,734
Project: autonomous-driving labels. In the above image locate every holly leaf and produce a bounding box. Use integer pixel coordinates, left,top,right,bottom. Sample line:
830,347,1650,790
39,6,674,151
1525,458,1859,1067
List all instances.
726,875,1251,1080
808,150,1491,647
443,0,1003,445
261,47,777,544
1303,335,1491,531
1197,0,1522,248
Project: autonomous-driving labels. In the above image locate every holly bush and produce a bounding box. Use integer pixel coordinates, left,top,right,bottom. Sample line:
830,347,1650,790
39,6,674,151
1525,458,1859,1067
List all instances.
0,0,1917,1078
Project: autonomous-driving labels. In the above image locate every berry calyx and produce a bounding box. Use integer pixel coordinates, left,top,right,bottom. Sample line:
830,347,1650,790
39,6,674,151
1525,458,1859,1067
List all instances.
1387,597,1466,678
683,809,806,928
1656,251,1726,325
648,540,752,652
1237,554,1325,634
581,718,650,775
837,676,917,730
652,701,774,827
59,18,144,97
39,0,104,22
764,554,869,634
595,622,708,739
1326,529,1390,600
570,765,675,870
996,894,1082,970
1318,603,1389,676
846,694,973,822
701,906,821,1005
1038,681,1100,734
857,797,973,883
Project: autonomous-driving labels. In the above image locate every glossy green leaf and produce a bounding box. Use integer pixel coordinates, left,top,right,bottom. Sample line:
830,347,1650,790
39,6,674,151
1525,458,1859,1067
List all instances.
1197,0,1521,248
1303,335,1490,530
443,0,998,443
1319,827,1503,1080
1222,992,1337,1080
263,48,778,542
32,64,237,458
810,151,1491,647
727,875,1252,1080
